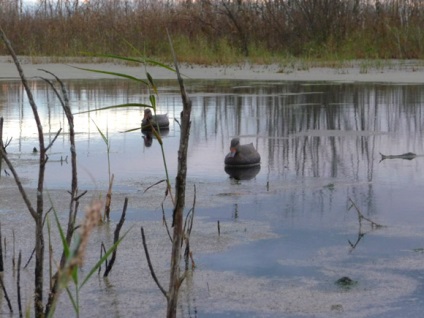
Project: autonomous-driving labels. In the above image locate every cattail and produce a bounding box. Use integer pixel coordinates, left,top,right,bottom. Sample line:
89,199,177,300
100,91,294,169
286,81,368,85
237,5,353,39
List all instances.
68,199,102,270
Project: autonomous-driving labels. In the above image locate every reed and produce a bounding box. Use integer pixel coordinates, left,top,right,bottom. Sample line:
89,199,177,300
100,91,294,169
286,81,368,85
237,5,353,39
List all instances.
2,0,424,62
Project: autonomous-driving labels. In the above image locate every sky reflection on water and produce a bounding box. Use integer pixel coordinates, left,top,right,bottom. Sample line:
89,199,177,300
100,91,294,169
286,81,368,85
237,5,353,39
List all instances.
2,78,424,317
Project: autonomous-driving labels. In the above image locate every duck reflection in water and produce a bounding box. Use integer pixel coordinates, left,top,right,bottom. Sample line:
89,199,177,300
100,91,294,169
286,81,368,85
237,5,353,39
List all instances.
142,132,153,147
141,130,169,147
224,138,261,180
225,165,261,180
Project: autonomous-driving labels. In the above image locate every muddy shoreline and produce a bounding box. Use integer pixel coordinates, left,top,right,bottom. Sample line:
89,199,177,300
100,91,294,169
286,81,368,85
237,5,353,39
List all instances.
1,56,424,83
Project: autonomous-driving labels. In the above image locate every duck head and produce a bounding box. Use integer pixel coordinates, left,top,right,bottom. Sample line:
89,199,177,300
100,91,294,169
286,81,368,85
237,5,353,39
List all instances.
228,138,240,158
144,108,153,121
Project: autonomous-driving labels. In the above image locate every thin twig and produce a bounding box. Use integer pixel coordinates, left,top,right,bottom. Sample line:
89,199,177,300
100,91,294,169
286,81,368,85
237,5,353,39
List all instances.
45,128,62,152
17,251,22,318
104,174,114,222
348,197,384,228
0,275,13,313
73,190,87,202
0,223,3,272
140,227,167,298
103,197,128,277
161,203,172,242
0,150,37,220
99,242,107,275
144,179,166,193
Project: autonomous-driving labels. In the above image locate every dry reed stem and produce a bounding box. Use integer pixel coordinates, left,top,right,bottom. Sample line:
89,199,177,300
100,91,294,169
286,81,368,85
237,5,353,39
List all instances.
72,199,103,268
104,173,114,222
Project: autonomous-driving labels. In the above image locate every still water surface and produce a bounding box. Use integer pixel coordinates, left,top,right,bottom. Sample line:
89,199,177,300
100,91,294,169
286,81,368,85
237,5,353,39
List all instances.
1,79,424,317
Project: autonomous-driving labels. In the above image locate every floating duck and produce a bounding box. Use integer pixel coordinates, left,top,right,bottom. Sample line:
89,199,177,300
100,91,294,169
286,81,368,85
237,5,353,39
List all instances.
141,108,169,131
224,138,261,168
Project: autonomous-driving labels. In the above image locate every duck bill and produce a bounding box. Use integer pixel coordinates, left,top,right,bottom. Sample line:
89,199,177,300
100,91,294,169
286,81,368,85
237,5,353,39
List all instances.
229,148,236,157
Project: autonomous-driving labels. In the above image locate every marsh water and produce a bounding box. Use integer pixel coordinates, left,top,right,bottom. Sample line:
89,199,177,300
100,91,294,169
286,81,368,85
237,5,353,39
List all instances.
1,78,424,317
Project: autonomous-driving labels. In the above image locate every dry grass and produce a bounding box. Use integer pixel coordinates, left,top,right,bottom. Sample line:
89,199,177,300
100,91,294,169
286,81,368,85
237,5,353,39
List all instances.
2,0,424,64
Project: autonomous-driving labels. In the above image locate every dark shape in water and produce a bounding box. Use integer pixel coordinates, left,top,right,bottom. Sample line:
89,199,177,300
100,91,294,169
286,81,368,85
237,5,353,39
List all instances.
142,132,153,147
141,108,170,131
379,152,416,161
335,276,357,288
141,130,169,147
224,138,261,168
225,165,261,180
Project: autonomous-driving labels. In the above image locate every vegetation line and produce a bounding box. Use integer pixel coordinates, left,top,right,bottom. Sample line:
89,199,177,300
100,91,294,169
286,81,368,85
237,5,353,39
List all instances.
2,0,424,63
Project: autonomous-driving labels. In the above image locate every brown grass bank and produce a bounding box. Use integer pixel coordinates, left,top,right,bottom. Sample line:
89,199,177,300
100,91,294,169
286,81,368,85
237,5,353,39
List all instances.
1,0,424,64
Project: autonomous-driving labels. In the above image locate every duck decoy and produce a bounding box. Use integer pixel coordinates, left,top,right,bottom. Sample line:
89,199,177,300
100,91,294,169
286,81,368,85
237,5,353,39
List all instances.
224,138,261,168
141,108,169,131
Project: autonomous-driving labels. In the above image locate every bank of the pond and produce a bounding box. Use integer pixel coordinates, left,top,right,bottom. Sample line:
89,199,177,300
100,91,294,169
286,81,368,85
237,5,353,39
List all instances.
1,56,424,83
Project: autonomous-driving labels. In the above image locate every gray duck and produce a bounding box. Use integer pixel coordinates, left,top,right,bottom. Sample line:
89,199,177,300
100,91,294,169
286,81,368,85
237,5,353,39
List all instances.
141,108,169,131
224,138,261,168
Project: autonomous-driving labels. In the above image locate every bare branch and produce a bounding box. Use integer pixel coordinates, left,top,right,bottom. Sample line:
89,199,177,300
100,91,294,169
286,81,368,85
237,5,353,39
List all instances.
45,128,62,152
104,197,128,277
140,227,167,298
0,148,37,220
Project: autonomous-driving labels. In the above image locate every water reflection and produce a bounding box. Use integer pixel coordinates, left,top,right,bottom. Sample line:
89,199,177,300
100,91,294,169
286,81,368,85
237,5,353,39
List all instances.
225,165,261,180
3,78,424,317
2,79,424,214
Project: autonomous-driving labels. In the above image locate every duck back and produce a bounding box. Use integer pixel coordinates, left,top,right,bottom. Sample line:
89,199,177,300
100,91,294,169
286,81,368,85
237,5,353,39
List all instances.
225,143,261,167
141,114,170,131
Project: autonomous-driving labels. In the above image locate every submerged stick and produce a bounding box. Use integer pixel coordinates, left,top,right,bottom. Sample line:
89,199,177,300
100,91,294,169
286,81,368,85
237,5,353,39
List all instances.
0,275,13,313
103,197,128,277
183,185,197,270
140,227,167,298
17,251,22,318
0,223,3,272
98,242,107,275
0,117,3,176
348,198,384,229
161,203,172,242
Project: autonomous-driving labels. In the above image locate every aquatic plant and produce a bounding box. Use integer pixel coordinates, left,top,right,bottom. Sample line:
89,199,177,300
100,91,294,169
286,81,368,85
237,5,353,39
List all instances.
0,27,130,317
91,120,114,221
73,32,194,317
0,26,58,317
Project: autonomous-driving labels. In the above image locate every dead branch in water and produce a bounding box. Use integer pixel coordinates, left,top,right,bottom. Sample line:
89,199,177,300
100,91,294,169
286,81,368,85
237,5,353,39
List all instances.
99,242,107,275
141,227,167,298
17,251,22,318
348,197,385,251
162,203,172,242
39,69,87,316
0,117,3,175
0,274,13,313
166,28,193,318
348,197,384,229
183,185,197,270
103,197,128,277
0,223,3,272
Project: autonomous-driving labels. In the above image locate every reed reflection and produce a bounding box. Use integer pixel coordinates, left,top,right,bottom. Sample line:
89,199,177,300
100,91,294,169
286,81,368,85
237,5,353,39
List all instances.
2,79,424,219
